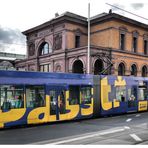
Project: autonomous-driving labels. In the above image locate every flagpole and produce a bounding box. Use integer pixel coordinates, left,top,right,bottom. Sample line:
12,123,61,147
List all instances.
87,3,90,74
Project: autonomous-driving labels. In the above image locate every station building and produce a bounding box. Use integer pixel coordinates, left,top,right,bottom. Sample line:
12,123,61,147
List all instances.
15,11,148,76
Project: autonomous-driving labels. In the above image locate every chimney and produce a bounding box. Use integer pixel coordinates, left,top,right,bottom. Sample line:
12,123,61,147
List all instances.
55,13,59,17
109,9,112,14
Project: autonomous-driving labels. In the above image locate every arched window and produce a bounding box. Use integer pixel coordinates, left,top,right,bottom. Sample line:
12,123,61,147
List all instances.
132,31,139,53
55,65,62,72
94,59,104,75
118,63,125,76
72,60,84,74
131,64,137,76
0,61,14,70
142,66,147,77
39,42,52,56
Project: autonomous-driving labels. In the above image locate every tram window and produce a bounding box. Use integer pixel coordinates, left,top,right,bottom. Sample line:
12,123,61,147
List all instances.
50,90,56,106
26,85,45,108
58,90,66,114
0,85,24,110
128,86,137,101
115,86,126,102
50,90,57,115
138,84,148,100
81,86,92,104
69,86,80,105
127,86,137,108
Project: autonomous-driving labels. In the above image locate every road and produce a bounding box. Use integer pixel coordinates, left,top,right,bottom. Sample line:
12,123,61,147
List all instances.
0,112,148,145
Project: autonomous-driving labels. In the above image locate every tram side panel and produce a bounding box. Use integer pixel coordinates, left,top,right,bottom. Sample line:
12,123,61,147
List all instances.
100,75,115,116
100,75,135,116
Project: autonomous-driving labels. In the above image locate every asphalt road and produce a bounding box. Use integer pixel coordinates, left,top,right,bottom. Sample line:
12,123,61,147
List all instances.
1,112,148,145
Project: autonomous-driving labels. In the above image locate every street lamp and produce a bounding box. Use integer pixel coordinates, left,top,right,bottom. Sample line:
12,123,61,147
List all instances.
87,3,90,74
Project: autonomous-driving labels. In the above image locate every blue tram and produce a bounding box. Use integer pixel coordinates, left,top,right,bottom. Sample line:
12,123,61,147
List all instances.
0,70,148,128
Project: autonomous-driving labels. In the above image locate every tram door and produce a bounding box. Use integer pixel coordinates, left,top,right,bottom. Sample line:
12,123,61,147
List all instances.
127,86,138,112
47,85,66,120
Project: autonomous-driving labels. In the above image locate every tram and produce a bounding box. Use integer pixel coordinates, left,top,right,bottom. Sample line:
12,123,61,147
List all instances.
0,70,148,128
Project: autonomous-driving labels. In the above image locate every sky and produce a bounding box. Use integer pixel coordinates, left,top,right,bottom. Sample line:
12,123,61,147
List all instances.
0,0,148,55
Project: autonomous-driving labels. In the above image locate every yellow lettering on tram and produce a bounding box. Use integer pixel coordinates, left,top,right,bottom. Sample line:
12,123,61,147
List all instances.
27,95,56,124
115,76,126,86
138,101,148,111
101,77,112,110
0,109,26,128
59,91,79,121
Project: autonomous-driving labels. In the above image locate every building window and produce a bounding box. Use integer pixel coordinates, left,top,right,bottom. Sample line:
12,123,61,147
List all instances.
120,33,125,50
0,61,14,70
39,42,52,56
43,65,49,72
118,63,125,76
142,66,147,77
132,31,139,53
94,59,104,75
40,64,51,72
75,35,80,48
144,40,148,55
28,65,35,71
131,64,137,76
42,43,49,55
55,65,61,72
72,60,84,74
133,37,137,53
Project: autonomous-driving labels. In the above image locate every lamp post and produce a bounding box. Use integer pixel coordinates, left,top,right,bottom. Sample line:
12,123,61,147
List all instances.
87,3,90,74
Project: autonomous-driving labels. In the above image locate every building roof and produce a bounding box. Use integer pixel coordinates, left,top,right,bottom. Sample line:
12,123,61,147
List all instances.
22,12,87,35
90,13,108,20
22,11,148,35
90,12,148,29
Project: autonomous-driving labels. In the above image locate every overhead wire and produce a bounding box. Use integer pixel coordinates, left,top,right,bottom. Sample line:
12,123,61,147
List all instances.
106,3,148,21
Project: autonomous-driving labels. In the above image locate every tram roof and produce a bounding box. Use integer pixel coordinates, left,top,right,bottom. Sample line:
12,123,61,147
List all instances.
0,70,93,85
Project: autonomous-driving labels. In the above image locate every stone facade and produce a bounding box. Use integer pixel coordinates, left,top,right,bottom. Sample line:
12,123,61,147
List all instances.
15,12,148,76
